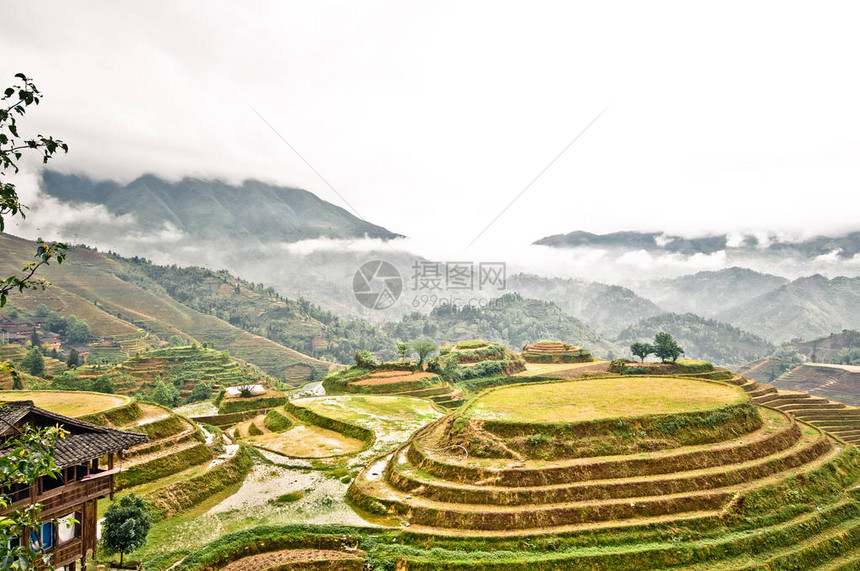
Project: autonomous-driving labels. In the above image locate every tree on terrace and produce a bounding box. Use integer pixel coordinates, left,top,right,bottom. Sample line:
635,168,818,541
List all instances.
412,340,437,368
101,494,152,566
653,331,684,363
630,342,654,362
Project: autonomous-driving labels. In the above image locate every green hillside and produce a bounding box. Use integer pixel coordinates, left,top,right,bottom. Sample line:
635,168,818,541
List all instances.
0,234,333,383
718,275,860,342
40,171,403,242
614,312,774,367
107,255,392,365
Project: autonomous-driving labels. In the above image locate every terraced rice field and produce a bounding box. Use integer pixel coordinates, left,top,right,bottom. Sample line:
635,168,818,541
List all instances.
467,377,746,422
218,549,363,571
90,370,860,570
238,412,366,457
513,360,609,377
351,376,843,538
0,389,130,416
290,395,444,465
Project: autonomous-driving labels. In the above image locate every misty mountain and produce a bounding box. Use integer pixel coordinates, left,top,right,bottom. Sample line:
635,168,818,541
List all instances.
534,230,728,255
718,275,860,342
384,292,620,358
534,229,860,259
40,171,403,243
614,312,775,368
637,267,788,317
506,273,663,336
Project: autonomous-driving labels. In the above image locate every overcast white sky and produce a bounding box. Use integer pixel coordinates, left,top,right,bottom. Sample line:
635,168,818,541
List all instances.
3,1,860,258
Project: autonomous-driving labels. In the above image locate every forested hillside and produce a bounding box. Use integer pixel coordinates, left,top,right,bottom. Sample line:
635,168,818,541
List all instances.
506,273,662,336
385,293,618,357
615,312,774,367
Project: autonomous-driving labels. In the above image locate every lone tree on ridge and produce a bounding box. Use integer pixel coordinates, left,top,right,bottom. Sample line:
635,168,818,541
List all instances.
653,332,684,363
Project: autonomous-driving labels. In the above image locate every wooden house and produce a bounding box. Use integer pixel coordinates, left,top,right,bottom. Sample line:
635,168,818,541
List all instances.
0,400,147,570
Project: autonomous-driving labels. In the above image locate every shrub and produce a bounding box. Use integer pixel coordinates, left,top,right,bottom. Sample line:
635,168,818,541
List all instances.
263,409,292,432
354,350,377,369
92,374,116,394
20,347,45,377
151,380,179,407
188,381,212,403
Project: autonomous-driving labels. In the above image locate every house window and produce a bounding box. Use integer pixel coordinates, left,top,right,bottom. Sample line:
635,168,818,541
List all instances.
41,522,53,550
29,522,54,551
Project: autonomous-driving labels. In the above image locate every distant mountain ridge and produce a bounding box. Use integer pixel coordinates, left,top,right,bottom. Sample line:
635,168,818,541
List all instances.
506,273,663,336
638,267,789,317
40,171,404,243
718,275,860,342
534,229,860,259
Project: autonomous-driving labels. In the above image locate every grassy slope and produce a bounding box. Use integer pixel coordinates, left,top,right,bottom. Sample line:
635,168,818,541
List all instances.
0,234,330,382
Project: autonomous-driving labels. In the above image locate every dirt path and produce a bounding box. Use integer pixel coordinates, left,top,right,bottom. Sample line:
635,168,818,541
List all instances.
219,549,362,571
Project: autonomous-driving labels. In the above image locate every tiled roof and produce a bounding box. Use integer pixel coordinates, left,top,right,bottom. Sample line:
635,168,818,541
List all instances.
0,401,147,468
53,431,147,467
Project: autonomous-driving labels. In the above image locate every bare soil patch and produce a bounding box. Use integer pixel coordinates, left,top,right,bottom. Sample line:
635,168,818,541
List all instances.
352,371,435,386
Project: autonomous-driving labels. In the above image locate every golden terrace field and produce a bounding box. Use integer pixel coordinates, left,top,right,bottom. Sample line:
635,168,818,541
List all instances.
0,390,130,417
467,377,747,423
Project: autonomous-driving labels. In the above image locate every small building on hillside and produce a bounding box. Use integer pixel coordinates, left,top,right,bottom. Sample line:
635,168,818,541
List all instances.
0,318,35,344
0,401,147,570
40,331,63,352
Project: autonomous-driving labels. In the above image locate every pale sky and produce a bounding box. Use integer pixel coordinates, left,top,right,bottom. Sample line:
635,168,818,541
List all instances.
4,1,860,258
